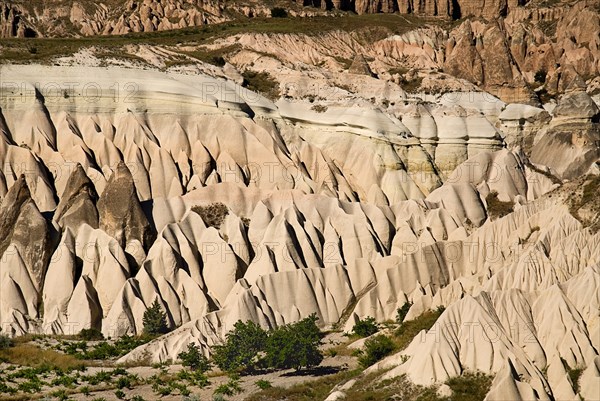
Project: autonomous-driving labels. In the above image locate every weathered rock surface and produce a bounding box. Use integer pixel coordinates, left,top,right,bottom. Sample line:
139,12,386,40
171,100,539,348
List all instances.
97,162,156,253
0,64,597,400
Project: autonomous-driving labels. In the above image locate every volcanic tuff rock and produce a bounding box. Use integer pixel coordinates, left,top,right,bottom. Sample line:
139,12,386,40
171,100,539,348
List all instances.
0,62,598,400
530,91,600,179
97,162,156,254
54,164,99,231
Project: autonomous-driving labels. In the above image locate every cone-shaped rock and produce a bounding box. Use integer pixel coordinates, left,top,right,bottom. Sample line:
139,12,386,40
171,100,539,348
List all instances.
97,162,155,251
54,164,99,231
348,54,373,76
0,175,53,292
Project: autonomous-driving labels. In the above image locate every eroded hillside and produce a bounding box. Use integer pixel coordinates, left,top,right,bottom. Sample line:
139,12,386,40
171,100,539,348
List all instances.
0,3,599,401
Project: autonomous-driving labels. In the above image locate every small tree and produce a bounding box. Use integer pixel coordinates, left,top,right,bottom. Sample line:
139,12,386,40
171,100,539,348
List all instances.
212,320,267,373
264,314,323,371
396,301,413,324
143,300,169,336
352,316,379,337
179,343,211,372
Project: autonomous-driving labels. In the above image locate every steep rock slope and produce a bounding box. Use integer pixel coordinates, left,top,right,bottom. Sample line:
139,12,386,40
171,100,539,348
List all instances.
0,64,598,400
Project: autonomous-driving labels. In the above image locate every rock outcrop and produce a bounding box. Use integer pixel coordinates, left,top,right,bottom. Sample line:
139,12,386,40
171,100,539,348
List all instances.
0,63,597,400
97,162,156,254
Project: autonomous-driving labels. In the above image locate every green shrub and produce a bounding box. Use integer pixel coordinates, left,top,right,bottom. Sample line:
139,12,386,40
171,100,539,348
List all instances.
17,378,43,393
80,385,91,396
115,389,126,399
214,374,243,396
212,320,267,373
256,379,272,389
143,299,169,336
352,316,379,338
178,343,211,372
0,334,13,349
264,314,323,371
271,7,288,18
358,335,395,368
116,375,133,389
50,389,69,400
191,203,229,229
396,302,413,323
190,370,210,387
79,328,104,341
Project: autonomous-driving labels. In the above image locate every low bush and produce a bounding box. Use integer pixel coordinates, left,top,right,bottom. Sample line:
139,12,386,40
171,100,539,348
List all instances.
78,328,104,341
358,335,395,368
214,374,243,396
396,302,413,323
352,316,379,338
0,334,13,350
264,314,323,371
178,343,211,372
212,320,267,373
256,379,272,389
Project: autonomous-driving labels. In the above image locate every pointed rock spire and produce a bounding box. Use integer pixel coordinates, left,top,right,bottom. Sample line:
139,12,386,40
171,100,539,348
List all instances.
97,162,156,251
54,164,99,231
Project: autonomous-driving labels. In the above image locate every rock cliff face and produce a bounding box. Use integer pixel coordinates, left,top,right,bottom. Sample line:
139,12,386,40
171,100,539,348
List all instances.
0,56,598,399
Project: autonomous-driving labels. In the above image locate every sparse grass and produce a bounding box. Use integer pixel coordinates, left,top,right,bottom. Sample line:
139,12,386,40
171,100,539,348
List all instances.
389,66,409,75
244,368,361,401
333,56,352,70
0,343,85,370
342,370,492,401
184,44,241,66
445,371,493,401
242,70,280,100
538,20,557,36
394,307,444,351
